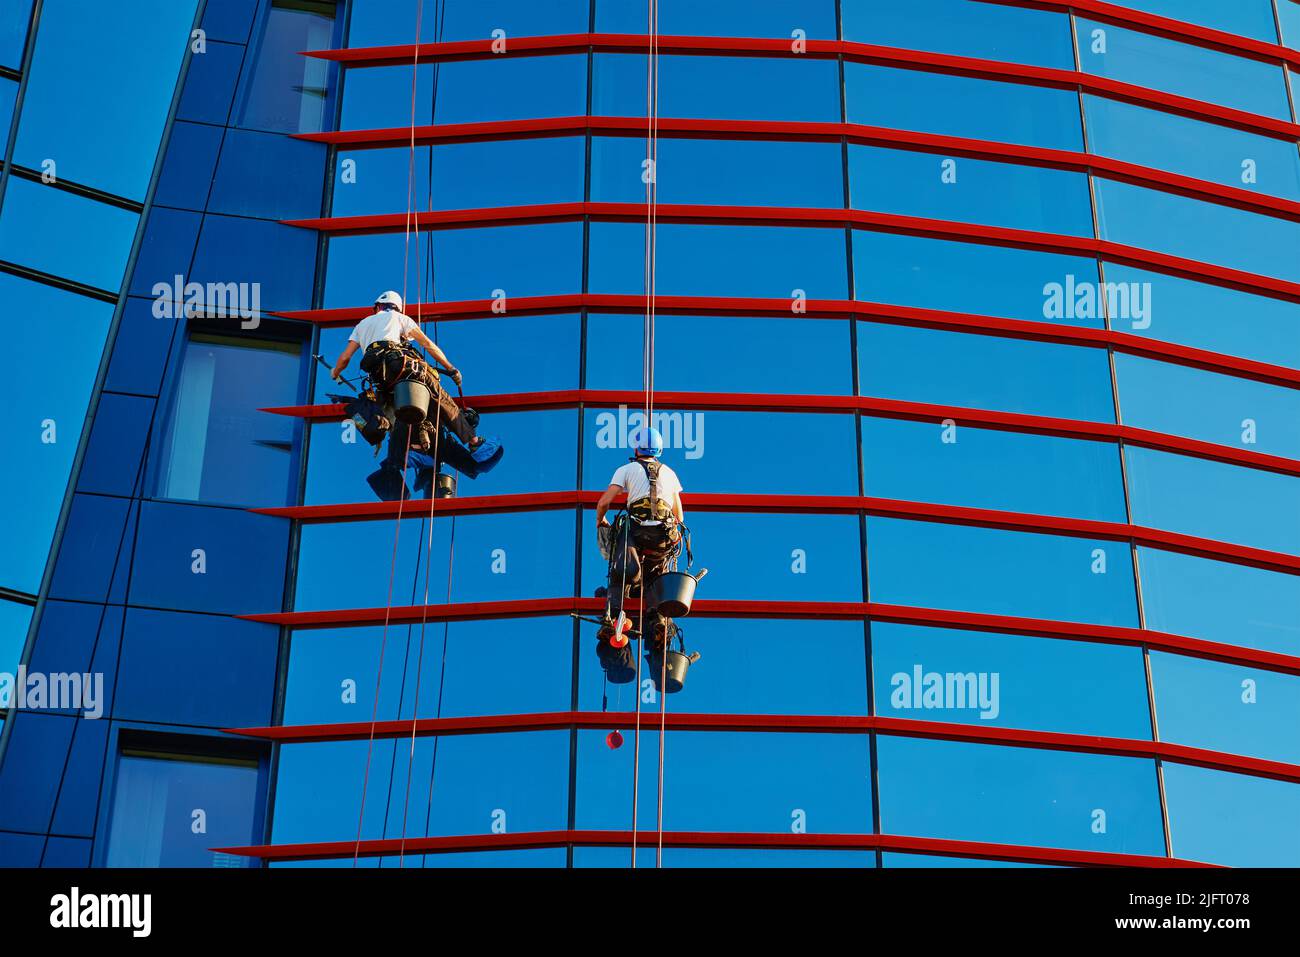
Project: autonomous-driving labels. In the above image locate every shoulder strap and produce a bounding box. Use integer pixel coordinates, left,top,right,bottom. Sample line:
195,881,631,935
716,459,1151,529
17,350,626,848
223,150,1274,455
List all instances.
636,458,660,505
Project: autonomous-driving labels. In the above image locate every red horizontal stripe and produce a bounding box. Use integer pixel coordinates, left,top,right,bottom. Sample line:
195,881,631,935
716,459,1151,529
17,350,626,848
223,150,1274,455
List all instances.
305,34,1300,141
222,709,1300,785
276,293,1300,391
235,595,1300,677
984,0,1300,68
299,116,1300,224
264,390,1300,479
212,827,1210,866
283,202,1300,304
253,492,1300,574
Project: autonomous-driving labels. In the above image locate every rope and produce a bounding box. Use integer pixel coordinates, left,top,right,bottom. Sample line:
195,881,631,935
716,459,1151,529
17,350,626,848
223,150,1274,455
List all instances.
352,425,413,866
352,0,425,867
398,0,451,866
631,0,662,870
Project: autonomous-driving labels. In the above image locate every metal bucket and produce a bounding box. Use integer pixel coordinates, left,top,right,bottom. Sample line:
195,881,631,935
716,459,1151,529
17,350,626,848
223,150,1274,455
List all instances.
649,649,694,694
435,473,457,498
394,378,431,424
653,569,705,618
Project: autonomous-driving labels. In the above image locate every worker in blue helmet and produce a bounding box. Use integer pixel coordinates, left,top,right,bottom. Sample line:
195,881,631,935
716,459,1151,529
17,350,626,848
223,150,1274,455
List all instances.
595,425,684,530
592,425,686,682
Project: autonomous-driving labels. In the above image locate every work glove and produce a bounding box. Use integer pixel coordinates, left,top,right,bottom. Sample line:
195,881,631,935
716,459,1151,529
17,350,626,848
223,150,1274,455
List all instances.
448,368,463,387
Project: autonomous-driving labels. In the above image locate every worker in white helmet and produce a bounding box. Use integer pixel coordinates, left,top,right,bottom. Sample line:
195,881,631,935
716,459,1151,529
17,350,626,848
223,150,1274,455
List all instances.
330,290,484,462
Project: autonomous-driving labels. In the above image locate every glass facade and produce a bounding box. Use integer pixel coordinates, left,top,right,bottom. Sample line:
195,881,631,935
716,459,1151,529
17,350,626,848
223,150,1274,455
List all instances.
0,0,1297,869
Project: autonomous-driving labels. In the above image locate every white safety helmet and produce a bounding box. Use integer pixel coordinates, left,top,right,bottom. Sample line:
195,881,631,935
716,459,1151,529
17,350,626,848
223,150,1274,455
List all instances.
374,290,403,311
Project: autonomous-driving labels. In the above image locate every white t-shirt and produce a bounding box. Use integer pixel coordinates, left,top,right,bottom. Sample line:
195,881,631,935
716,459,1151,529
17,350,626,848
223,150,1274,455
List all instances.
349,309,418,351
610,459,683,509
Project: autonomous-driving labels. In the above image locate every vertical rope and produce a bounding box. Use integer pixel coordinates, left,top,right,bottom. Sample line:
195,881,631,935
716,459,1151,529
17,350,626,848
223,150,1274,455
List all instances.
631,0,662,871
353,0,424,867
398,0,451,867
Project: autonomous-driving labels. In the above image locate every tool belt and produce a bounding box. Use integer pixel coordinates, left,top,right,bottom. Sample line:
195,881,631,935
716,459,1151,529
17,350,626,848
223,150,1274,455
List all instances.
359,340,439,393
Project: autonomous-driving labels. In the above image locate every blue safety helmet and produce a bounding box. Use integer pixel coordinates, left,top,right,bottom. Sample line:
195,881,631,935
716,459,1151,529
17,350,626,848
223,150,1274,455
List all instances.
631,426,664,458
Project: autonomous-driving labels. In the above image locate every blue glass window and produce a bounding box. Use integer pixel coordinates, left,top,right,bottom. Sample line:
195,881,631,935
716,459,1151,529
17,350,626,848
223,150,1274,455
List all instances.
1115,352,1300,459
1163,764,1300,865
0,0,33,69
867,518,1140,626
845,63,1084,151
177,40,245,126
849,144,1093,235
0,273,113,594
105,297,181,398
208,129,326,220
877,737,1165,854
154,121,224,212
13,0,199,199
1138,546,1300,656
576,730,872,834
1077,18,1291,119
1104,1,1280,43
0,178,138,291
593,54,840,122
1124,445,1300,555
1094,177,1300,285
153,333,305,506
862,418,1128,522
854,231,1104,326
238,0,337,134
295,510,575,610
843,0,1074,68
597,0,838,38
104,744,262,867
114,610,278,727
332,138,584,217
271,732,568,842
351,0,591,47
858,323,1117,422
587,313,854,395
1282,1,1300,50
341,56,587,129
873,622,1151,737
284,617,574,726
0,77,16,155
589,222,849,299
125,503,289,617
1102,263,1300,368
324,223,583,307
583,407,857,496
128,207,202,299
1083,95,1300,202
190,214,317,313
0,598,33,677
201,0,258,44
1151,651,1300,764
592,136,844,208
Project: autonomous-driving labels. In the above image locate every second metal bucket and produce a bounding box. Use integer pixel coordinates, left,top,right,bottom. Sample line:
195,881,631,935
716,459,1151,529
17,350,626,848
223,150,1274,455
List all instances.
393,378,431,424
649,649,693,694
652,569,705,618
